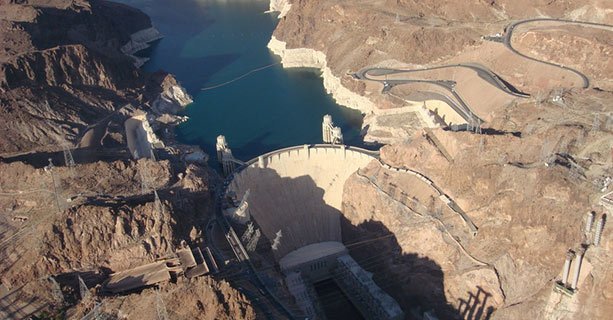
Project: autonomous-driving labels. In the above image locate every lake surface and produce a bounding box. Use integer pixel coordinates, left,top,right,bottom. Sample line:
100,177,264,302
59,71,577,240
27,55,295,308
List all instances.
118,0,364,161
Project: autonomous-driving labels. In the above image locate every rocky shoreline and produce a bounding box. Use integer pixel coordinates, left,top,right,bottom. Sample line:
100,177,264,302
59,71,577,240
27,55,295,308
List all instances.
0,1,253,318
266,2,436,144
268,36,375,114
266,1,613,319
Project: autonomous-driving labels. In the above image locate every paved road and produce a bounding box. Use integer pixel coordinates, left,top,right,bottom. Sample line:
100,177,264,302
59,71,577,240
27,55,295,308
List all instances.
356,67,485,126
504,18,613,89
356,18,613,125
362,63,529,98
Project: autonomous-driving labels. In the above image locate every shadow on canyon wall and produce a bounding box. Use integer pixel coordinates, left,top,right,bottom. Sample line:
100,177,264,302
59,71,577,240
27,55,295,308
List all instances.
342,217,496,320
222,166,500,319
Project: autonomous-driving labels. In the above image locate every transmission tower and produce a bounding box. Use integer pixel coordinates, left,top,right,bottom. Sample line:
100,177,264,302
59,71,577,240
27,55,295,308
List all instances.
63,144,76,178
156,290,169,320
45,158,62,213
271,230,283,251
78,275,90,301
63,144,76,166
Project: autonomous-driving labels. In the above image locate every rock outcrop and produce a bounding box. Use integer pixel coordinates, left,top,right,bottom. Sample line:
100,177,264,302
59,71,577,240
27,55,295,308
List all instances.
0,0,190,156
268,0,292,18
272,1,613,319
148,72,194,115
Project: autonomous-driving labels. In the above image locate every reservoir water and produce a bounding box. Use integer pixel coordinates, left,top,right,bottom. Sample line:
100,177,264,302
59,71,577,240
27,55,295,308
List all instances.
118,0,364,161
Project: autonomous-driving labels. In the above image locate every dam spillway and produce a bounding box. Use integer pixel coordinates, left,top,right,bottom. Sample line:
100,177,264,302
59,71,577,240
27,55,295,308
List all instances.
224,144,377,260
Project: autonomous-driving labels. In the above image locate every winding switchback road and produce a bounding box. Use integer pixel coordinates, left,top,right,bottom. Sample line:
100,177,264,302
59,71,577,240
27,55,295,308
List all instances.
356,65,502,125
356,18,612,125
504,18,613,89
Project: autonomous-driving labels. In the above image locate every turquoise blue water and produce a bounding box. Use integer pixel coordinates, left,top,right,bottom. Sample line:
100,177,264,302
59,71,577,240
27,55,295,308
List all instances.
118,0,364,161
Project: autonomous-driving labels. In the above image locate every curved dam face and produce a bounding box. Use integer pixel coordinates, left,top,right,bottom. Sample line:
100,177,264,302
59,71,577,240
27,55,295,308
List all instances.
225,145,377,259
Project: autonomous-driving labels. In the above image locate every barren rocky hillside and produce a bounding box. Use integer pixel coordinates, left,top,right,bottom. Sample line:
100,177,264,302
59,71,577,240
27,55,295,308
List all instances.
1,0,612,319
0,152,255,318
0,0,182,156
271,1,613,319
0,1,254,318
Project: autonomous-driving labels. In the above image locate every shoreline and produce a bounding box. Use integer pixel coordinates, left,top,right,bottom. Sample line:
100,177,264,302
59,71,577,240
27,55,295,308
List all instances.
267,36,376,115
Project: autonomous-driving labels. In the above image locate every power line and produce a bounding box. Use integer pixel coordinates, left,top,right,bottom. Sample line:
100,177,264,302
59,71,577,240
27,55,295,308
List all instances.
201,63,279,91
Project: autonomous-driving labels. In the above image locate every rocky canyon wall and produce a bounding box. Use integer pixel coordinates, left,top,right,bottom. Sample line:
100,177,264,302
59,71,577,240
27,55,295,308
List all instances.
268,36,375,114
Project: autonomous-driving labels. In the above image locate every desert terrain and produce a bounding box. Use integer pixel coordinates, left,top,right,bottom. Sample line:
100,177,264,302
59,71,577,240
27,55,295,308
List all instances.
269,0,613,319
0,0,612,319
0,0,256,318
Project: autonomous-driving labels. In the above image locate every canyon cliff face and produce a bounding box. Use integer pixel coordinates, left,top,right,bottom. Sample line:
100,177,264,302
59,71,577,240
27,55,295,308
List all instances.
271,1,613,319
0,1,252,319
1,44,136,90
0,0,185,156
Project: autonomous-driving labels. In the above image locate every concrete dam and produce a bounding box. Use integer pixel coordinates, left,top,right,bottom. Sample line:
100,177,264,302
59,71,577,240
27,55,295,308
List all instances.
225,144,377,260
220,123,405,319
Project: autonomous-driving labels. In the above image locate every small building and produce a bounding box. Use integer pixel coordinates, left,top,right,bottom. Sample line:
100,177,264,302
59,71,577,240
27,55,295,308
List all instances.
279,241,348,283
103,260,181,294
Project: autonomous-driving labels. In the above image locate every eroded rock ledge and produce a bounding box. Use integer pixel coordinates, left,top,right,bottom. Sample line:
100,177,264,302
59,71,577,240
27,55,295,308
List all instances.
268,36,375,114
